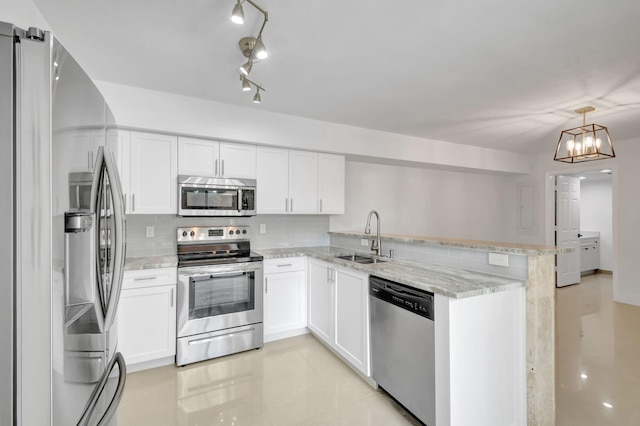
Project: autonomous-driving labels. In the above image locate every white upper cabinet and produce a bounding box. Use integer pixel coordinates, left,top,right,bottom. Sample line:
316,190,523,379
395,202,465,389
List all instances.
256,147,291,214
318,153,345,214
288,150,319,214
178,137,256,179
178,137,218,177
129,131,178,214
257,147,343,215
219,142,256,179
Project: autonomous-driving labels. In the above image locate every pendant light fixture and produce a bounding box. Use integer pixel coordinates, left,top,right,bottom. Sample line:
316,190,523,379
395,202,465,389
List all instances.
554,106,615,163
229,0,269,103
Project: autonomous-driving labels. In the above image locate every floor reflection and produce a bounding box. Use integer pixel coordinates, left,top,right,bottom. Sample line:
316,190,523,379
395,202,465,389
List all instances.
556,273,640,425
118,333,419,425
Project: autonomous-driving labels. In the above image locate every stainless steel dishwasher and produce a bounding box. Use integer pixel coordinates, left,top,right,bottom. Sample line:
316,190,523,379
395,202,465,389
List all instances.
370,275,435,426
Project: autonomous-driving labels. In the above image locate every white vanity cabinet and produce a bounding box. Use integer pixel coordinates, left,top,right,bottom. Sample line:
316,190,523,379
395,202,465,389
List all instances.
307,258,370,376
178,136,256,179
119,267,177,370
107,130,177,214
263,257,308,342
580,236,600,273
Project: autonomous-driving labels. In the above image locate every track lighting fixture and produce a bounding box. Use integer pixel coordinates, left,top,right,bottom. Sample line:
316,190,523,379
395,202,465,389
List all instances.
229,0,270,102
231,0,244,24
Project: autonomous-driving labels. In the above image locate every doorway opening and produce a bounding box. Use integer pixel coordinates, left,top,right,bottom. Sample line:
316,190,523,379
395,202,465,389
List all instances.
552,168,614,287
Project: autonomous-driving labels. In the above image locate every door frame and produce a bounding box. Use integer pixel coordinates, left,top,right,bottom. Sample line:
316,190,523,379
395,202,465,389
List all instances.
544,163,617,286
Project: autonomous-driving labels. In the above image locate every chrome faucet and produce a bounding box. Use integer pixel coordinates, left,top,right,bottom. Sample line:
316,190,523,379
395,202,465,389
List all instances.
364,210,381,256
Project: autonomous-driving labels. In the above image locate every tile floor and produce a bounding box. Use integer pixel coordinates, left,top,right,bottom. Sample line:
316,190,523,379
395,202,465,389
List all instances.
556,273,640,425
118,333,420,425
119,272,640,426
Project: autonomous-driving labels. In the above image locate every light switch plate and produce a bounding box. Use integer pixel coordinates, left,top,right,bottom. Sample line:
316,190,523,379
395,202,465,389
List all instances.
488,252,509,267
146,226,154,238
260,224,266,234
361,239,369,247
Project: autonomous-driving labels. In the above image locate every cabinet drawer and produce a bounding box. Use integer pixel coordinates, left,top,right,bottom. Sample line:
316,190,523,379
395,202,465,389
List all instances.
264,257,305,274
123,267,177,290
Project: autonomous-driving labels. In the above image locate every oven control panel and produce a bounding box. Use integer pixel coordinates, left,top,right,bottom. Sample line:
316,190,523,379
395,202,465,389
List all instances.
177,226,250,243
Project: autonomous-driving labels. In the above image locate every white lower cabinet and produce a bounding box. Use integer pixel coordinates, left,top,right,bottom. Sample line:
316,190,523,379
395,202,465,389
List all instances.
263,257,308,341
119,268,177,369
307,258,370,376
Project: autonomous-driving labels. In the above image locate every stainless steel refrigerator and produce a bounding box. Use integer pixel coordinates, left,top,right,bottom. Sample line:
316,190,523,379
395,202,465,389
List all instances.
0,21,127,425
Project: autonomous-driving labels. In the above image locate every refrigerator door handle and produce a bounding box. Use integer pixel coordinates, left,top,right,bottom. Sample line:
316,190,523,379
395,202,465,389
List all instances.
103,146,126,330
90,146,127,331
77,352,127,426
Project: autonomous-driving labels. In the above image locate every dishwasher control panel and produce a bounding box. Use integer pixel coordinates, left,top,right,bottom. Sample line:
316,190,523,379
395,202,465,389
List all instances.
370,276,434,320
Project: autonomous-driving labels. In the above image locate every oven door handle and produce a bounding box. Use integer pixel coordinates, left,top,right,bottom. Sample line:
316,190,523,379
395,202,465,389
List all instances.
189,271,249,281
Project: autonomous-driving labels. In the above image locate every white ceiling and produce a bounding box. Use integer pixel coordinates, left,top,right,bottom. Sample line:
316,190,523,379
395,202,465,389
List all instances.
33,0,640,155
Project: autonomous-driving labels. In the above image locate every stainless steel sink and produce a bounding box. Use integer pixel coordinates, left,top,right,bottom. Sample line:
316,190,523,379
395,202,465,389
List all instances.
335,254,387,264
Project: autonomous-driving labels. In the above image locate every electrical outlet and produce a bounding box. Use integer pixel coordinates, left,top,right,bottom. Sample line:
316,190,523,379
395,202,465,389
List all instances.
488,252,509,267
146,226,154,238
259,224,266,234
361,239,369,247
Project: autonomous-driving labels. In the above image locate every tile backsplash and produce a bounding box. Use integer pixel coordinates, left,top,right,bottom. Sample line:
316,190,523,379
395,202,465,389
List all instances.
125,214,330,257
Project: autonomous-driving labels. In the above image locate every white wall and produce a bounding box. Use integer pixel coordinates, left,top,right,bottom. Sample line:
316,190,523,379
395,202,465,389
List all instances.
580,178,613,271
95,81,532,175
0,0,49,30
330,161,512,241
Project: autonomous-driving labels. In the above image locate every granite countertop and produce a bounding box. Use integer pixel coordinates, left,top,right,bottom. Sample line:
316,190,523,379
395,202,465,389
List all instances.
256,246,524,299
328,231,570,255
124,255,177,271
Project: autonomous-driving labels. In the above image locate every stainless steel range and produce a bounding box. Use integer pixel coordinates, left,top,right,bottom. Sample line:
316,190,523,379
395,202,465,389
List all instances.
176,226,263,366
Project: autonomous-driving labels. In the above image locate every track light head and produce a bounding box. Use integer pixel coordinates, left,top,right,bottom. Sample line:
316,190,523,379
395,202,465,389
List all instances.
231,0,244,24
253,89,262,104
241,77,251,91
253,37,268,59
239,60,253,76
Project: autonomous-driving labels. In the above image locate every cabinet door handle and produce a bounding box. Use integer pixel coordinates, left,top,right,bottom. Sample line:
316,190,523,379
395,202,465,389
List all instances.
133,276,158,281
88,151,91,170
265,277,268,293
277,263,293,268
123,193,127,213
170,288,174,307
215,159,218,176
132,194,136,212
222,159,225,177
319,199,323,213
285,198,288,213
290,199,293,213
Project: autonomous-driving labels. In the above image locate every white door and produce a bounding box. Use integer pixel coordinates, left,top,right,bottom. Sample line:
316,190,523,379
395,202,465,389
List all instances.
129,132,178,214
556,175,581,287
318,153,345,214
219,142,256,179
178,137,219,177
307,259,333,344
256,147,289,214
334,266,370,376
264,270,306,336
288,150,319,214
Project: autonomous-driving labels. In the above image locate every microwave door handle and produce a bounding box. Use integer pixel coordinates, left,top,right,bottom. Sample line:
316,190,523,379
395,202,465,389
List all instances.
237,188,242,212
100,147,127,331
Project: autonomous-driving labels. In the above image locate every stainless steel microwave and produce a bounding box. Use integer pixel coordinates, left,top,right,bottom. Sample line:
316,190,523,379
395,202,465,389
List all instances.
178,175,256,217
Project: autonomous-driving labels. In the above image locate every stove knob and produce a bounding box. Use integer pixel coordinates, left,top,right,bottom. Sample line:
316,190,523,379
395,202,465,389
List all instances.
190,231,195,237
229,230,234,235
235,230,240,235
242,229,247,235
182,231,188,237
